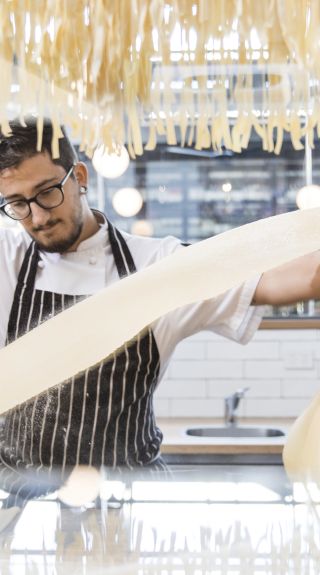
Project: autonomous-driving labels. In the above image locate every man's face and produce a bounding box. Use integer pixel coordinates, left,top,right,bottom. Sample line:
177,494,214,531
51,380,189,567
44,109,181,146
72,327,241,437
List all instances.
0,153,86,253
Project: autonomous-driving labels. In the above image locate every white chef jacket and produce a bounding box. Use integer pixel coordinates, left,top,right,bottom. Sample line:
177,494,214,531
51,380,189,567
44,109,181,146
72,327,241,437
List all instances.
0,221,265,379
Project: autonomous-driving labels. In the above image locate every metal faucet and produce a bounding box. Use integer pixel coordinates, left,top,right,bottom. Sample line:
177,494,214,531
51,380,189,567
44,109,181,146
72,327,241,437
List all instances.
224,387,249,426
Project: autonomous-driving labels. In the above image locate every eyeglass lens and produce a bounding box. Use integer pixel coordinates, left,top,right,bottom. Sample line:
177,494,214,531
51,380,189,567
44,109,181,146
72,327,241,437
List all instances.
4,187,64,220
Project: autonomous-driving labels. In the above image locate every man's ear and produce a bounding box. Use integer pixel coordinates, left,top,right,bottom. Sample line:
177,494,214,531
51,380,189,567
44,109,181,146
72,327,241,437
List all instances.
74,162,88,189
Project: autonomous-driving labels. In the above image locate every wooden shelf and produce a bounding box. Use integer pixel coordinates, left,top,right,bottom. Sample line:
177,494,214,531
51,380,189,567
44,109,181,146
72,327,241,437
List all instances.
260,318,320,329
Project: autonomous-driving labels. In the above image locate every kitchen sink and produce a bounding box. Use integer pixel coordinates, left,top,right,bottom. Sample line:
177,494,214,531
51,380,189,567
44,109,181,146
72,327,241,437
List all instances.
186,426,285,438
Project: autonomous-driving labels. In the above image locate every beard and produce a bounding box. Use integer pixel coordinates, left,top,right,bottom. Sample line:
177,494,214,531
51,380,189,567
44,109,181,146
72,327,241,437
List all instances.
30,204,84,253
33,219,84,253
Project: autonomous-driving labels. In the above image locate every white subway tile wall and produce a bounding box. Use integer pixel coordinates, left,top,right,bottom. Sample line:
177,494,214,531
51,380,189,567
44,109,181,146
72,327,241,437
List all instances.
153,330,320,419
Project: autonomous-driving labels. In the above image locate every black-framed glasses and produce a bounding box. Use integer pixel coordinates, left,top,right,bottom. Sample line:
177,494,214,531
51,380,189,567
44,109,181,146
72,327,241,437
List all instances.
0,165,75,221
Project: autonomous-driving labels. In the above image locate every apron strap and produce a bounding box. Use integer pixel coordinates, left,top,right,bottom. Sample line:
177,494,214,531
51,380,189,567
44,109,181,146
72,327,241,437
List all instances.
107,219,136,278
6,242,40,344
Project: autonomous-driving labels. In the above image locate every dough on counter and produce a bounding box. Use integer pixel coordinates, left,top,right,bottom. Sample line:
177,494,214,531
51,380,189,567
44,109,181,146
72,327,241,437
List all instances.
283,391,320,484
1,207,320,413
57,465,102,507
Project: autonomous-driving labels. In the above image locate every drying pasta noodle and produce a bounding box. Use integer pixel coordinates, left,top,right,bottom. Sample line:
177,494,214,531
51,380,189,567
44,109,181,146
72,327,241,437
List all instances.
1,208,320,415
1,1,320,156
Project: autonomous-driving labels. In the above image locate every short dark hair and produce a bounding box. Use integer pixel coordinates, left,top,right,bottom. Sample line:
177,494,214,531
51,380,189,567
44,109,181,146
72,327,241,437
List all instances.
0,117,78,172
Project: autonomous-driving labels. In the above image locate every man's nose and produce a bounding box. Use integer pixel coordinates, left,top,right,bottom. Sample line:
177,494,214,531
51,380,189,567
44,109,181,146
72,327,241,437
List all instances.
29,202,51,226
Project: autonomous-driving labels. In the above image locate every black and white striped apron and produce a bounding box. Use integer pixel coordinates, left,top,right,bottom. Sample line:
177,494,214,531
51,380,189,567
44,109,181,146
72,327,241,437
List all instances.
0,220,165,492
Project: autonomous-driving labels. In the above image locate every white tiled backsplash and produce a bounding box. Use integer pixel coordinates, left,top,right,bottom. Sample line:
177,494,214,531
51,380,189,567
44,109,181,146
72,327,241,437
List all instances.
154,329,320,418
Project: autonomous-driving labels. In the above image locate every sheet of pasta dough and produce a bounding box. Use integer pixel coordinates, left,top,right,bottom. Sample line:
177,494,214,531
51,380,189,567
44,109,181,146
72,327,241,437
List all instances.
1,208,320,413
283,392,320,484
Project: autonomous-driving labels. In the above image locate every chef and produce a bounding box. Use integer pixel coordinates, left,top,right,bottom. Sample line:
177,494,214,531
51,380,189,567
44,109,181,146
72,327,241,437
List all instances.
0,117,319,474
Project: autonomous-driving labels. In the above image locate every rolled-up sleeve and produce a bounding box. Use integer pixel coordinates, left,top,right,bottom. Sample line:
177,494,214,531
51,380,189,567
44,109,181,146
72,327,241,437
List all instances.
156,273,265,347
208,274,265,344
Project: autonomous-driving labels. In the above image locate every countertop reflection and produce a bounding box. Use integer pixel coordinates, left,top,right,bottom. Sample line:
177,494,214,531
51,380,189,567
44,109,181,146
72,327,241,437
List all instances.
0,464,320,574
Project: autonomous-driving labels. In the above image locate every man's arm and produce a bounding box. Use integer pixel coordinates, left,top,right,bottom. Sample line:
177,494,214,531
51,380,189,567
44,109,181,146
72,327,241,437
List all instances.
252,251,320,306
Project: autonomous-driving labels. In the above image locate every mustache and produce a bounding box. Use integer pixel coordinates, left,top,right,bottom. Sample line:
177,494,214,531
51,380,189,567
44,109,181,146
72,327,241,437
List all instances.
32,219,61,232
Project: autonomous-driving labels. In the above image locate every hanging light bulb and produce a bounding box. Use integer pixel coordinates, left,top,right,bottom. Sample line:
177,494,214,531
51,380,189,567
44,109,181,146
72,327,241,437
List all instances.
296,185,320,210
112,187,143,217
92,145,130,179
222,182,232,193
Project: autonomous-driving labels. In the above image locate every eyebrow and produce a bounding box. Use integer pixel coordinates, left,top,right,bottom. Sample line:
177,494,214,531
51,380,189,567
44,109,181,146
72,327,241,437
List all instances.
3,176,60,201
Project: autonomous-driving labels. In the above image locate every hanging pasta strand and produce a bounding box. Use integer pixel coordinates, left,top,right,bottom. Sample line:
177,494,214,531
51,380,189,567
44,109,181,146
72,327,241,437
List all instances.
0,0,319,155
